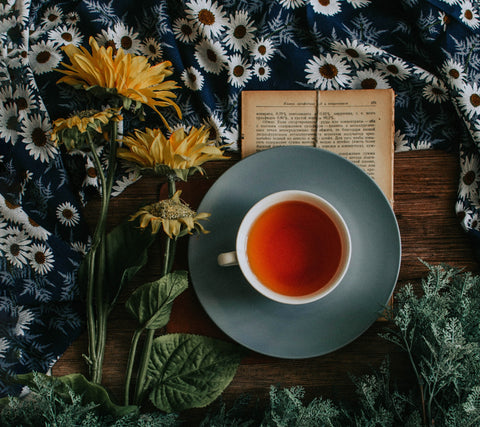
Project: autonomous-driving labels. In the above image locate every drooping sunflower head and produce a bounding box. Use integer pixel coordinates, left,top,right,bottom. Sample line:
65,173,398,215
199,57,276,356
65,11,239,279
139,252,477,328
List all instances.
56,37,181,125
51,107,122,151
131,190,210,238
117,125,228,180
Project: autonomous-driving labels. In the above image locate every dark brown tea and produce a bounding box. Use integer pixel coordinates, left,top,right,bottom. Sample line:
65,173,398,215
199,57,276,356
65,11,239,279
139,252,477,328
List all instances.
246,200,343,296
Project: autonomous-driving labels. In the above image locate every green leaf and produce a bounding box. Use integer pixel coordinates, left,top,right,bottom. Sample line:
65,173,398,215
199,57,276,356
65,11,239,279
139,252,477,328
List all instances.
125,271,188,330
147,334,243,413
78,218,156,307
14,372,138,418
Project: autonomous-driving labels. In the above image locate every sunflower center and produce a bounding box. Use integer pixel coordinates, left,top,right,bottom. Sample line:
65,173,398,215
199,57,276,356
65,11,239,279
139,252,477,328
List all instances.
121,36,133,50
361,78,377,89
155,200,195,220
62,209,74,219
319,63,338,79
181,24,193,36
465,10,473,20
464,170,476,185
198,9,215,26
36,51,51,64
234,25,247,39
345,48,359,58
87,167,97,178
10,243,20,256
470,93,480,107
206,48,217,63
61,32,73,42
34,251,46,264
449,69,460,79
387,64,399,74
7,116,18,130
233,65,244,77
15,97,28,111
32,128,47,147
318,0,330,5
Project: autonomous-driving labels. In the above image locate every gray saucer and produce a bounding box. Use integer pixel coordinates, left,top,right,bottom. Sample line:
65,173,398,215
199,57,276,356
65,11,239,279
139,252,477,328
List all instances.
188,146,401,358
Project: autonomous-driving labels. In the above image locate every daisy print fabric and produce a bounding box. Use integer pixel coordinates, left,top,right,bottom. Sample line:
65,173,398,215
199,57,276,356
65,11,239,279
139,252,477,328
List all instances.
1,0,480,397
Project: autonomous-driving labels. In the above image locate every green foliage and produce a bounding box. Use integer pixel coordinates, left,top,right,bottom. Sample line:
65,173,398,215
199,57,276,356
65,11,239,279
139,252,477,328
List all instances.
147,334,243,413
125,271,188,330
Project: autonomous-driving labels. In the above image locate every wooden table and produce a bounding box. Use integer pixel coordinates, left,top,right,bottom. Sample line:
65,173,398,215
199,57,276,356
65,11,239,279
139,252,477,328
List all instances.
53,149,479,423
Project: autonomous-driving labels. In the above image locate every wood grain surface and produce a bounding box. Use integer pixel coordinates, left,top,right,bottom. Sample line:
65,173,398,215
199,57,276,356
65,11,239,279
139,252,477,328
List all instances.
52,149,479,423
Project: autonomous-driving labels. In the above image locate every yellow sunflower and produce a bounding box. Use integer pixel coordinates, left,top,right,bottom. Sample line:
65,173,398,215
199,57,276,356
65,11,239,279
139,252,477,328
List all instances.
51,108,123,151
117,125,228,180
131,190,210,238
56,37,181,125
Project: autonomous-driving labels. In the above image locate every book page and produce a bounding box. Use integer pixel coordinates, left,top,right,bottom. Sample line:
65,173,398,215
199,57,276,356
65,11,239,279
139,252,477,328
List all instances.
241,89,394,204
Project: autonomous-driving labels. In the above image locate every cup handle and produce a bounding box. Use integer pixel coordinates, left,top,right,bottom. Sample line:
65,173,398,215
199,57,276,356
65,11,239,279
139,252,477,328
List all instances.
217,251,238,267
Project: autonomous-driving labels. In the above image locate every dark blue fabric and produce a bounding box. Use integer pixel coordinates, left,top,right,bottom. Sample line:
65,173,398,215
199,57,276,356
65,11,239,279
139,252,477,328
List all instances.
1,0,480,397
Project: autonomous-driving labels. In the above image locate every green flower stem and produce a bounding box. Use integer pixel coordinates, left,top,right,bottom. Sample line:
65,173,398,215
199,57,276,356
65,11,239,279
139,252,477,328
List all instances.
133,176,177,405
85,123,118,384
124,327,144,406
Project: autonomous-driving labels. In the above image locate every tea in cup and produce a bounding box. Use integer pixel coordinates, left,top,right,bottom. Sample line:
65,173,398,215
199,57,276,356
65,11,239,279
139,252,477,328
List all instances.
217,190,351,304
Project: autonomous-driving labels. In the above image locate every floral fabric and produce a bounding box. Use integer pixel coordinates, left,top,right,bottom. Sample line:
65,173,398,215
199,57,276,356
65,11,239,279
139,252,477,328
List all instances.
1,0,480,397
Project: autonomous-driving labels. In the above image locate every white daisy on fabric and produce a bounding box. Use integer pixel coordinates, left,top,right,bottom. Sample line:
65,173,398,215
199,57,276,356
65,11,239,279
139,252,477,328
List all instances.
172,17,199,43
186,0,228,38
394,129,410,152
13,85,34,114
83,157,100,188
305,54,352,90
0,15,20,37
56,201,80,227
0,195,29,225
352,69,390,90
22,216,51,241
0,337,9,358
20,113,58,163
254,63,271,81
423,81,449,104
71,240,90,256
459,83,480,120
441,58,466,89
345,0,371,8
111,171,140,197
414,140,432,150
224,10,256,52
65,11,81,26
1,228,32,268
376,58,410,81
277,0,306,8
29,40,62,74
141,37,163,61
29,243,54,275
250,37,275,62
41,5,63,28
227,54,252,88
0,104,20,144
224,126,239,150
331,39,371,66
459,155,480,200
460,1,480,29
48,25,84,47
203,113,228,145
308,0,341,16
14,306,35,337
95,29,117,51
110,22,142,55
194,38,227,74
438,11,451,31
181,66,205,91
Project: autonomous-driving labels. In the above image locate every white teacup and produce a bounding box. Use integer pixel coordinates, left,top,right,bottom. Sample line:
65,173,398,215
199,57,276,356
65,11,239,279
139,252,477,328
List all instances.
217,190,351,304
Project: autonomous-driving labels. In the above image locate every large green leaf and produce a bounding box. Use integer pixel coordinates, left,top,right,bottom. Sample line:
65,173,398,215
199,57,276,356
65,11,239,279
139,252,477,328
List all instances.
14,372,138,417
147,334,243,413
125,271,188,330
78,218,156,307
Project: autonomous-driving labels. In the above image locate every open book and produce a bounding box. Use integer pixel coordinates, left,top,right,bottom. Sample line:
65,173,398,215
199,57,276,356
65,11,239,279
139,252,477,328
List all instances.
241,89,395,204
